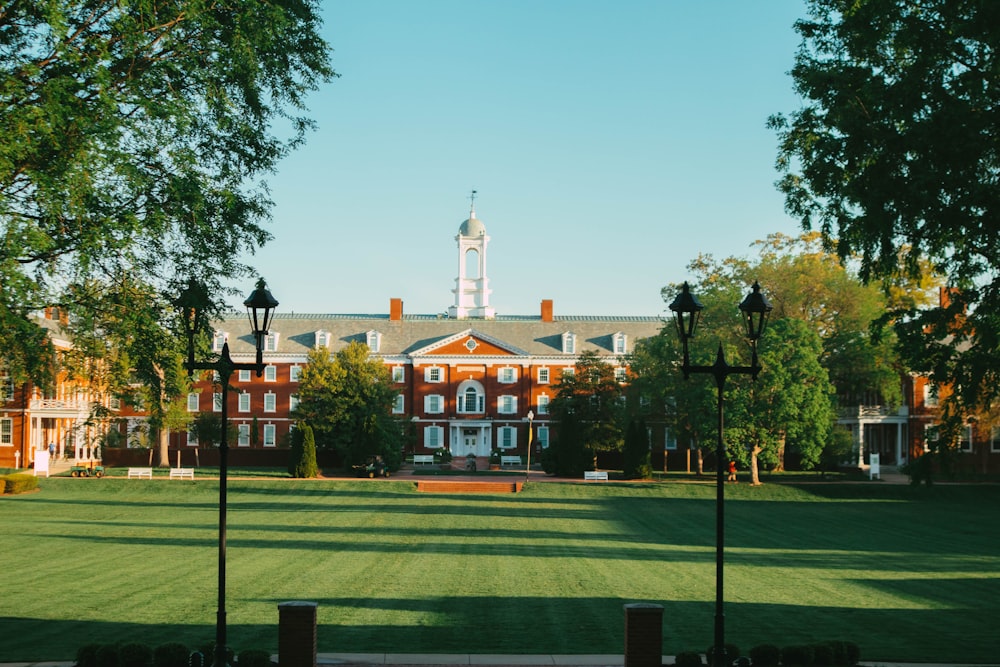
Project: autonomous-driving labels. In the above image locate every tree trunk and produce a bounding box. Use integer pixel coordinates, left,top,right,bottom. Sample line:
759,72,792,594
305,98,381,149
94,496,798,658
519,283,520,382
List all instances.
154,427,169,467
696,447,704,475
750,444,763,486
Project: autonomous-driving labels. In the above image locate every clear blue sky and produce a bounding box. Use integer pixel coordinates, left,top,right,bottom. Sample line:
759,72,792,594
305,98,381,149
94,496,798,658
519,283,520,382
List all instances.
240,1,809,318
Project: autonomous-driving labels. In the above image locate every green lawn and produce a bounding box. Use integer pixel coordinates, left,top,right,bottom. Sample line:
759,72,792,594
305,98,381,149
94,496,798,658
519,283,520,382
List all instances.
2,476,998,663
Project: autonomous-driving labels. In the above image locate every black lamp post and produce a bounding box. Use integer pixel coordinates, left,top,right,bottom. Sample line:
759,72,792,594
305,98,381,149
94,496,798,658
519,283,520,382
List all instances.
669,281,771,667
179,278,278,667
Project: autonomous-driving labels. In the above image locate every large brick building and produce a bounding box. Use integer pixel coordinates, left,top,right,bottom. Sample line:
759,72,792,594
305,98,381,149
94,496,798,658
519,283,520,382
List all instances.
178,207,664,459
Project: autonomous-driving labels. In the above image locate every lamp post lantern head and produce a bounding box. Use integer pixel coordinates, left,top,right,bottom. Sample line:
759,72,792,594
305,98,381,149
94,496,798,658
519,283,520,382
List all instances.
738,281,772,342
244,278,279,343
669,281,705,342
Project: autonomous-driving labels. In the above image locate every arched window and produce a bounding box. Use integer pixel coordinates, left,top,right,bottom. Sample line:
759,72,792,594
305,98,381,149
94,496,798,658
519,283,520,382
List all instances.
457,380,485,414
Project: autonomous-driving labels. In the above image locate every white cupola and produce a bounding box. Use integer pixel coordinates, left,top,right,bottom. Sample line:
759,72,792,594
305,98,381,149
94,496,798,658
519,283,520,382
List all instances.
448,192,495,319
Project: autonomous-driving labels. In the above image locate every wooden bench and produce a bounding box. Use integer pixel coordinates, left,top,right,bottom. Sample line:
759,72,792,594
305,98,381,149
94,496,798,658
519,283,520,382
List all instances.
169,468,195,480
501,455,523,467
584,470,609,481
127,467,153,479
413,455,435,466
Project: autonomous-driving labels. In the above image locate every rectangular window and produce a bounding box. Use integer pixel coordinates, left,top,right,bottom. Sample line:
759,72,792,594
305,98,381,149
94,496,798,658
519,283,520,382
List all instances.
425,425,443,448
264,365,277,382
315,331,329,348
392,394,405,414
537,368,549,384
1,373,13,401
498,395,517,414
213,331,227,352
960,425,973,452
665,429,678,450
924,382,939,407
392,366,405,383
186,427,198,447
187,393,200,412
500,426,516,449
615,367,627,383
238,370,251,382
498,367,517,383
290,366,302,382
289,394,300,412
425,367,443,383
0,418,12,446
562,367,575,378
264,392,276,412
238,424,250,447
264,333,278,352
263,424,276,447
238,392,250,413
425,395,444,414
563,332,576,354
537,426,549,449
614,333,627,354
213,393,222,413
924,423,939,452
537,394,550,415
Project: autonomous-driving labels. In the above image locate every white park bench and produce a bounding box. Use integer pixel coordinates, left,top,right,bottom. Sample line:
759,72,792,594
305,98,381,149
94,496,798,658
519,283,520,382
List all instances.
501,456,522,467
127,467,153,479
412,455,435,466
584,471,609,481
169,468,195,480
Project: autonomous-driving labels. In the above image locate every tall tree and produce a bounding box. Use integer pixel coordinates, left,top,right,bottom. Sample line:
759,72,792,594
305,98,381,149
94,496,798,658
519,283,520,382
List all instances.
294,342,403,469
770,0,1000,413
549,351,625,477
0,1,334,421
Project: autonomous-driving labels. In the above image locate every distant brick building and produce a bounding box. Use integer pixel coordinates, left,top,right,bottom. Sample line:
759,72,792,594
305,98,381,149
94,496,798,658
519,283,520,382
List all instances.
179,206,663,460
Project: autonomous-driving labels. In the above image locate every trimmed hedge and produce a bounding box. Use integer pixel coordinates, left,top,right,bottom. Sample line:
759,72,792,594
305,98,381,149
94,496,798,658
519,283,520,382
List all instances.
1,473,39,494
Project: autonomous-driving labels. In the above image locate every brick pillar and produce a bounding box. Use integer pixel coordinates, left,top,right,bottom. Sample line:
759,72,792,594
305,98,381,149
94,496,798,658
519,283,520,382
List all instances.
624,603,664,667
278,601,318,667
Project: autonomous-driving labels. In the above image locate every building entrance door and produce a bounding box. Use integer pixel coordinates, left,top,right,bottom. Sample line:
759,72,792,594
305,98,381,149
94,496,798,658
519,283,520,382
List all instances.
463,432,477,455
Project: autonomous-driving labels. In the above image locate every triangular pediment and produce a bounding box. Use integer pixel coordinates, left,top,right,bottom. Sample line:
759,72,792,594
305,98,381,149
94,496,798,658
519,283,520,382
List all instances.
411,329,528,357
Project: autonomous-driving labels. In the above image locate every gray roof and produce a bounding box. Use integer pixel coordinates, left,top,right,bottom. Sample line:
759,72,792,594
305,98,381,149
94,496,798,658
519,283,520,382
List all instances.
217,313,666,358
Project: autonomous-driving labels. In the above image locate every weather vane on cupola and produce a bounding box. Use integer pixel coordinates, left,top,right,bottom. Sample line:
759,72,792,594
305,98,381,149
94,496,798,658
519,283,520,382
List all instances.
468,189,477,217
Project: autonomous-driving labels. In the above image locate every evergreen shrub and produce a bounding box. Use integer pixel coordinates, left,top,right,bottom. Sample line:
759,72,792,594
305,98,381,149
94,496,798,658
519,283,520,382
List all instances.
706,643,740,666
674,651,703,667
76,643,101,667
119,642,152,667
2,473,39,494
96,643,120,667
236,649,272,667
749,644,781,667
811,643,834,666
781,645,814,667
843,642,860,666
153,643,190,667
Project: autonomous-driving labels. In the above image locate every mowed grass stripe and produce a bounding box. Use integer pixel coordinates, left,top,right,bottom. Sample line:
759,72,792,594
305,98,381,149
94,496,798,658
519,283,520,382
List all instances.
1,478,998,662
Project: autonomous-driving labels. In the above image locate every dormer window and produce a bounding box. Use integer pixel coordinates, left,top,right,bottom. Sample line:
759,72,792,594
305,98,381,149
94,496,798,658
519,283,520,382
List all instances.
315,330,330,348
264,332,279,352
366,330,382,353
613,332,627,354
562,332,576,354
212,330,228,352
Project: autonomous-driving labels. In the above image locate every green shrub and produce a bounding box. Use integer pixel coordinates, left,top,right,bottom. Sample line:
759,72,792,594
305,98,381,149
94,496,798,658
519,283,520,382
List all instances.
843,642,860,666
236,648,271,667
119,643,152,667
153,643,190,667
674,651,703,667
187,651,205,667
822,641,847,666
76,643,101,667
749,644,780,667
3,473,39,494
811,643,834,666
96,643,120,667
781,645,814,667
707,643,740,666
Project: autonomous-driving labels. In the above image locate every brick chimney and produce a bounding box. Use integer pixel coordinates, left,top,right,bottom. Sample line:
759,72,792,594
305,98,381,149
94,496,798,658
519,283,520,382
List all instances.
390,298,403,321
541,299,553,322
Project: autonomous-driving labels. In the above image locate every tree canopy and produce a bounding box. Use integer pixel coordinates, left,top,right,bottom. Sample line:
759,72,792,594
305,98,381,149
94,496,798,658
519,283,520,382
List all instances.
770,0,1000,412
293,342,404,469
0,1,334,387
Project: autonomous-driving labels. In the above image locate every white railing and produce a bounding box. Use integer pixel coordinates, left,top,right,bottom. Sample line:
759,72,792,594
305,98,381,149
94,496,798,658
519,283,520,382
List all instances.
838,405,908,419
29,398,91,412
